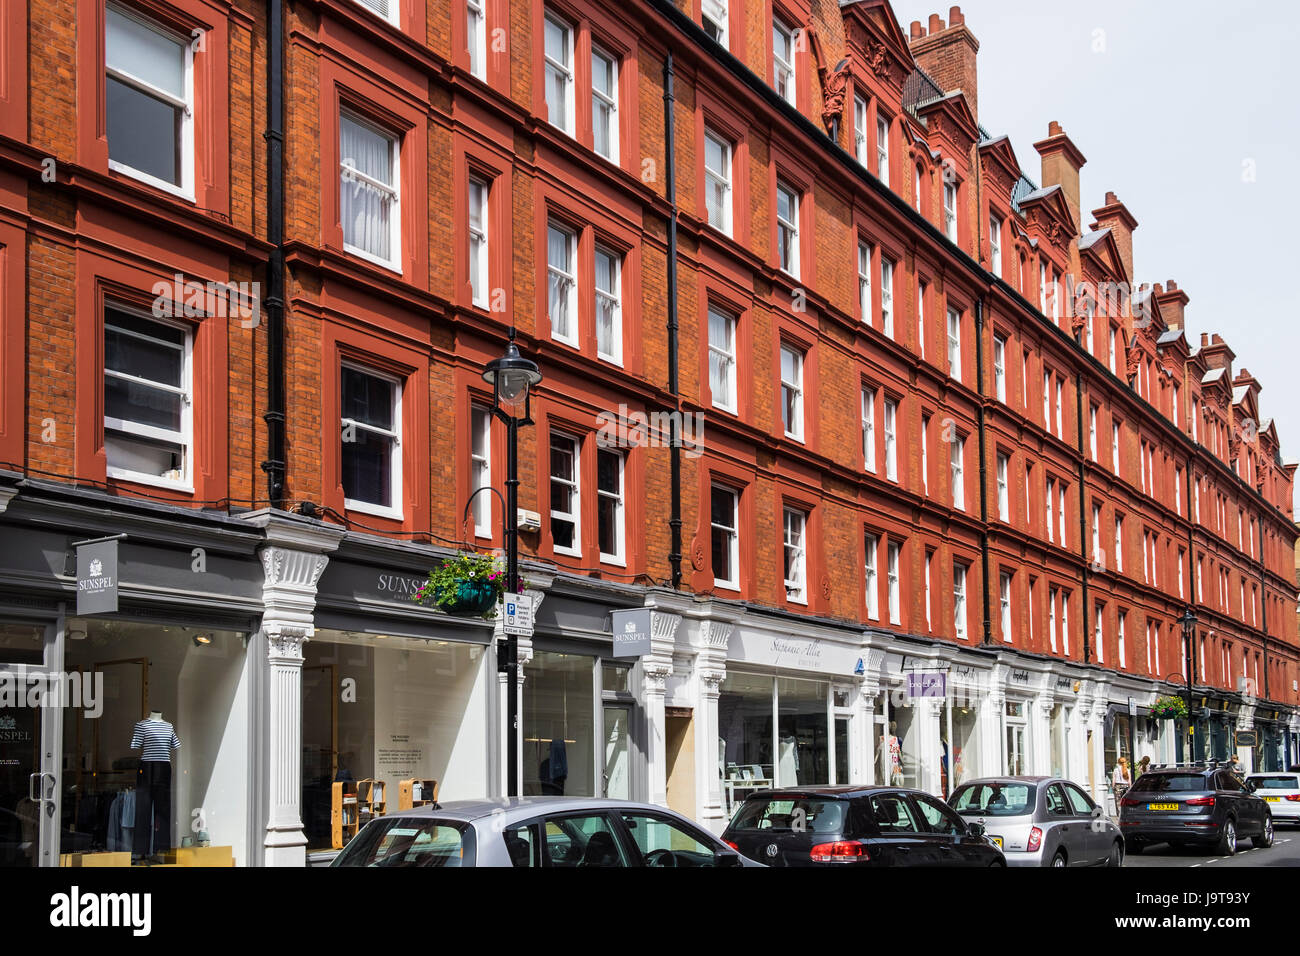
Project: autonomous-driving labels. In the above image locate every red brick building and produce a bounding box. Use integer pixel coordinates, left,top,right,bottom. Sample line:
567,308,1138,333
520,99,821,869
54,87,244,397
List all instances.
0,0,1296,864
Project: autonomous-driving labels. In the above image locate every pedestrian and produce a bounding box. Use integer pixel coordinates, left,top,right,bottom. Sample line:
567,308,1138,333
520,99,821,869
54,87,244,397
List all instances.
1135,755,1151,782
1111,756,1131,801
1226,754,1244,779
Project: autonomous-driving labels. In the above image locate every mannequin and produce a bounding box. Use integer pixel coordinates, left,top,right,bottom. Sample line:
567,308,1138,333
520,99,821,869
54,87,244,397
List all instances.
131,711,181,860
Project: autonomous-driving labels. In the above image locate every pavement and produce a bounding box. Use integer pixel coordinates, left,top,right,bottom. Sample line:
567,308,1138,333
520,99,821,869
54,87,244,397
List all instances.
1125,825,1300,867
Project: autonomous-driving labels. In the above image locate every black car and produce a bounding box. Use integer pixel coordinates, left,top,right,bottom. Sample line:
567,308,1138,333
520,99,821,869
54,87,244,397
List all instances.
1118,765,1274,855
721,785,1005,867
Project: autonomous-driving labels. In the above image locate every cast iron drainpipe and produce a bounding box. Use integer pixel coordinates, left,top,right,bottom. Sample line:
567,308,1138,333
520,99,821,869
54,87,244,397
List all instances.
975,298,992,645
664,51,682,589
260,0,286,507
1075,371,1090,663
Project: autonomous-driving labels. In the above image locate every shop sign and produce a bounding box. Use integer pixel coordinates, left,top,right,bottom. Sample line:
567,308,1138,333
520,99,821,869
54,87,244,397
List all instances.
611,608,652,658
374,572,427,598
503,592,533,637
1055,677,1073,690
1009,669,1030,684
76,538,119,615
907,672,946,698
1235,730,1259,747
1128,697,1137,717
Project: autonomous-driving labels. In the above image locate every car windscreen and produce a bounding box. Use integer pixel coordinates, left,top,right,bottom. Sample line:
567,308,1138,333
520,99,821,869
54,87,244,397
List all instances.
1129,774,1206,793
1249,775,1299,790
331,818,474,867
728,797,846,834
949,783,1035,816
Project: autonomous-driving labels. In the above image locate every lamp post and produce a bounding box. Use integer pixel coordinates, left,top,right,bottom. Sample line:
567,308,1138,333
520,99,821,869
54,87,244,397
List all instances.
1180,607,1198,764
482,329,542,798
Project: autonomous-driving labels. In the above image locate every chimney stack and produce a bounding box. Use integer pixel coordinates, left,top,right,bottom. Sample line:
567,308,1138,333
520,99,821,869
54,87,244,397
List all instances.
1090,191,1139,282
1034,121,1087,236
909,7,980,120
1155,280,1189,331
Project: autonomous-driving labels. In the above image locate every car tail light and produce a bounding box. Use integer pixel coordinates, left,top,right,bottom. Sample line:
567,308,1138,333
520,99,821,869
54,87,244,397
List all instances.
809,841,871,863
1286,795,1300,803
1119,795,1143,807
1027,827,1042,852
724,840,740,850
1185,796,1215,807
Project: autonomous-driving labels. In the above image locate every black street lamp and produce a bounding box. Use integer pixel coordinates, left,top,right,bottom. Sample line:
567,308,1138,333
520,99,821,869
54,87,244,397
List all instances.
482,329,542,798
1180,607,1198,763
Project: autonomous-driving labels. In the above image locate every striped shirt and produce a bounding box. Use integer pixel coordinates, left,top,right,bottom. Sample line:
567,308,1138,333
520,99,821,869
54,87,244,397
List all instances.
130,719,181,762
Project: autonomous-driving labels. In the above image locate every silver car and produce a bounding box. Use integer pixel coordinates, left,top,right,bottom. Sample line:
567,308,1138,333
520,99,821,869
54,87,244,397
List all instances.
947,777,1124,867
329,796,761,867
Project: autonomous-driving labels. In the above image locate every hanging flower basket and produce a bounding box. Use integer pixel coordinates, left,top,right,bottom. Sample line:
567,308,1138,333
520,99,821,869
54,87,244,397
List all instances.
1151,695,1189,721
412,553,507,619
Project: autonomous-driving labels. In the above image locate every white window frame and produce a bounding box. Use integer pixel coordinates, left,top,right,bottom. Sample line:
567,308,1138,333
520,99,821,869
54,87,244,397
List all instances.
105,4,196,201
953,563,968,640
947,308,962,381
354,0,399,27
876,114,890,188
880,258,894,336
950,436,965,511
776,180,800,277
917,281,926,359
1095,605,1105,664
704,129,733,235
546,220,578,345
1046,476,1055,544
862,386,876,474
883,398,898,482
1000,573,1012,643
596,448,626,565
772,17,796,105
1058,483,1067,545
924,552,933,631
466,0,486,78
594,244,622,365
549,431,582,557
103,305,194,491
858,242,873,323
468,174,489,307
711,484,740,590
864,532,879,621
989,214,1002,276
993,335,1006,401
943,182,957,241
590,45,619,163
1038,261,1047,313
1054,379,1063,438
1049,586,1059,652
1112,422,1121,474
702,0,728,46
708,306,737,413
921,414,929,495
997,453,1009,522
470,403,492,538
1114,516,1124,573
543,11,576,135
854,95,869,165
780,344,804,442
887,541,901,625
1089,406,1098,461
783,507,807,603
340,361,404,520
340,110,402,272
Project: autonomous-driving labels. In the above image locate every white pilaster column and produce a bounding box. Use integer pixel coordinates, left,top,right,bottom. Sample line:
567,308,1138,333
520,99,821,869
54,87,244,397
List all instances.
244,511,344,868
695,619,731,834
918,697,943,794
856,681,879,785
982,668,1007,777
641,610,681,808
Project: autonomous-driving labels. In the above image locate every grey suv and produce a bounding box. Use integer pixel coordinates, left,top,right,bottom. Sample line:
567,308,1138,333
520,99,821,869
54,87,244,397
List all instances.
1119,765,1273,856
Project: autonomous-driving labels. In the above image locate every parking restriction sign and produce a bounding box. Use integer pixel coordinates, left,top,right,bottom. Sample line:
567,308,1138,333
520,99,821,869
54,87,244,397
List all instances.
503,592,533,636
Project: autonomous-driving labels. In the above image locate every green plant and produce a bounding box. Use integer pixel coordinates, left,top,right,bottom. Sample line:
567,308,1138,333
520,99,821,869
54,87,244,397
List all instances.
412,552,507,618
1150,695,1189,720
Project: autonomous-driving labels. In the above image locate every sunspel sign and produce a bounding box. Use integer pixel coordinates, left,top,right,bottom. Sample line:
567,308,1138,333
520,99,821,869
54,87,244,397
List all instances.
76,538,120,615
610,608,652,658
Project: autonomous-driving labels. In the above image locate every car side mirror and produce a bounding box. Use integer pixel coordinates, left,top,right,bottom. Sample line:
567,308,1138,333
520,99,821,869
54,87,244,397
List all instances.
967,822,986,838
714,848,743,867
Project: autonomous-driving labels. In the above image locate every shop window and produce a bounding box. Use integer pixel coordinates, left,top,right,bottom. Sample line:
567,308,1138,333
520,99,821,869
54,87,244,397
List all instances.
548,432,581,556
104,305,192,489
596,448,625,564
591,46,618,162
594,245,622,364
711,484,739,589
105,4,194,199
703,128,733,235
340,363,402,517
524,651,596,797
783,506,806,603
302,632,489,851
718,673,830,799
708,305,737,413
470,403,492,538
340,111,401,271
543,12,575,134
546,220,578,345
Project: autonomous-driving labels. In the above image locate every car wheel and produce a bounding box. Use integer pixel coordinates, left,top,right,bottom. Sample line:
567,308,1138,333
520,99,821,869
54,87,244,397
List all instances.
1106,841,1123,868
1217,818,1237,856
1050,850,1067,868
1252,815,1274,850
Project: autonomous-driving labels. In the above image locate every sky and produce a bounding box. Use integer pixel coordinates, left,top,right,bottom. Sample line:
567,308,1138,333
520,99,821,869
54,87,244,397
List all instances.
892,0,1300,512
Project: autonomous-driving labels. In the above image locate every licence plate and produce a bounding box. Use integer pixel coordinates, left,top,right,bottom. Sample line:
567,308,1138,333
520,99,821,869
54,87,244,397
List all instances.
991,836,1003,848
1264,797,1280,803
1148,803,1180,811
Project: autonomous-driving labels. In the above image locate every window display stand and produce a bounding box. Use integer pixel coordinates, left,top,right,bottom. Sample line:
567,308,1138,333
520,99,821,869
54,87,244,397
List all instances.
397,778,439,810
331,780,359,849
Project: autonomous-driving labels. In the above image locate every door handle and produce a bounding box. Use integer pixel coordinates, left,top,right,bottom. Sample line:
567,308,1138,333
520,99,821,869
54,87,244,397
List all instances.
40,772,56,801
29,772,40,802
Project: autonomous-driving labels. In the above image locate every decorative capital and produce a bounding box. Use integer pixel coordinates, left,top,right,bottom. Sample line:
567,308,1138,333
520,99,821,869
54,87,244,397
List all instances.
264,623,311,663
0,486,17,516
700,620,734,651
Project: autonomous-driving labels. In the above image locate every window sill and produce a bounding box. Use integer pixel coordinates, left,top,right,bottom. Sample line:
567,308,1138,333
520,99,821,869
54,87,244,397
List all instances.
108,160,195,204
553,545,581,559
714,580,740,593
599,553,626,568
550,331,580,350
106,467,193,494
344,499,404,522
343,243,403,276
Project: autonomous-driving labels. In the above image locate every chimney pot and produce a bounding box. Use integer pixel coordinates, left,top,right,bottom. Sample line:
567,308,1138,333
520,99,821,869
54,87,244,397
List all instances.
1153,283,1164,296
910,20,924,39
1105,191,1118,205
929,14,944,33
1168,280,1178,291
1048,120,1062,136
949,5,964,25
1201,333,1210,347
